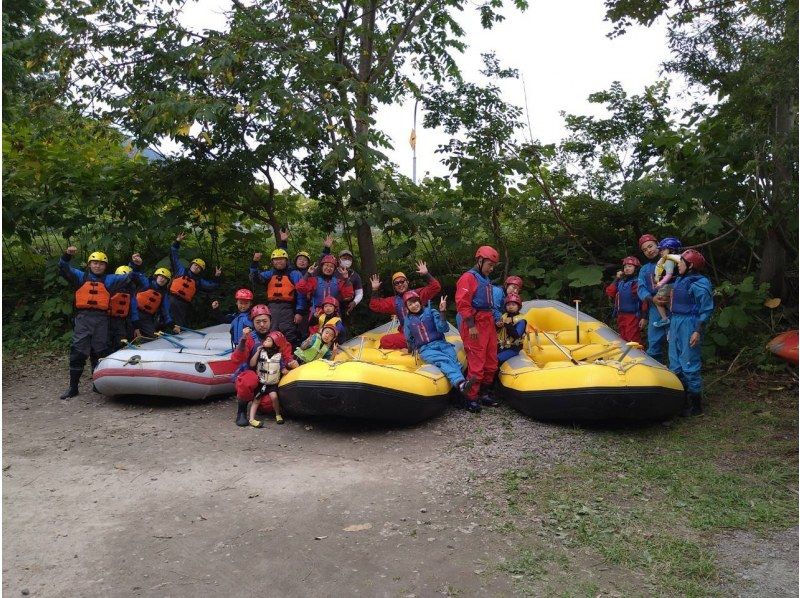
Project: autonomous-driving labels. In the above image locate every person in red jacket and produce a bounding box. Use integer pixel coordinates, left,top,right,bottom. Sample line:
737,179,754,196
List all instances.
230,305,298,427
368,261,441,350
605,256,648,343
455,246,501,413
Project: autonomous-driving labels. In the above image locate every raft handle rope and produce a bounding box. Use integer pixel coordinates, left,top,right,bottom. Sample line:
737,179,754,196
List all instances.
174,326,207,337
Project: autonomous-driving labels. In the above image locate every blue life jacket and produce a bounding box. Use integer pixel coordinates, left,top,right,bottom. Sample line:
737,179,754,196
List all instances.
229,311,254,347
311,276,341,311
393,295,409,324
670,274,703,315
469,270,494,311
405,310,445,351
615,277,640,315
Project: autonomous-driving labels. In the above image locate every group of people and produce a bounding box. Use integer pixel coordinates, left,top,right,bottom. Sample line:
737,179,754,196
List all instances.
605,234,714,416
57,229,713,424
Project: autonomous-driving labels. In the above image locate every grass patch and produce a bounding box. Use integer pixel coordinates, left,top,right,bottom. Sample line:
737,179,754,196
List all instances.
490,371,798,595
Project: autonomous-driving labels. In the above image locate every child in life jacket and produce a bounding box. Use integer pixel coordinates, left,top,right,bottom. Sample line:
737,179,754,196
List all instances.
605,256,647,344
497,294,529,365
296,255,354,323
107,265,142,350
231,305,298,427
246,332,288,427
652,237,682,329
168,232,222,327
132,265,178,338
294,319,341,364
308,296,346,337
212,288,254,347
667,249,715,416
369,261,442,350
58,246,132,399
402,291,474,400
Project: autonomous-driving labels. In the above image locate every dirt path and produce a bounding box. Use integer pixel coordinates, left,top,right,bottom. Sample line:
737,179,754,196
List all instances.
3,355,797,597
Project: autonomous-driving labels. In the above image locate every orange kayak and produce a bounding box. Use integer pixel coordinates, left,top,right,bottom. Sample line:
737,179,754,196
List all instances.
766,330,799,364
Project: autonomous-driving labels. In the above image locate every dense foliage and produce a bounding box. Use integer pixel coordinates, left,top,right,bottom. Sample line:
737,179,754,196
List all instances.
3,0,797,365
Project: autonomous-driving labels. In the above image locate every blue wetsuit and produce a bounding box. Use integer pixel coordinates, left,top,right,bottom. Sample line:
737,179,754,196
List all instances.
668,273,714,394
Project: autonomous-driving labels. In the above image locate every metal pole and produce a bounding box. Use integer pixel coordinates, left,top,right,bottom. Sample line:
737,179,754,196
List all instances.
412,97,418,184
573,299,581,344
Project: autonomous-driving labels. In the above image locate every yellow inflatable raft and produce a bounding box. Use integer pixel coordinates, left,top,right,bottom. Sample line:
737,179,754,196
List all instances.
278,321,467,424
499,300,684,421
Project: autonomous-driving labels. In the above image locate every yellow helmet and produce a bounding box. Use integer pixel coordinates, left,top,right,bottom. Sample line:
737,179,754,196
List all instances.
154,267,172,279
115,265,133,275
295,251,311,260
271,249,289,260
190,258,206,270
391,272,407,283
88,251,108,263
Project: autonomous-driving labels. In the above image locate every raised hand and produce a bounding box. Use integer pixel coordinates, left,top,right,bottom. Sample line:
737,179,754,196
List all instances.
279,229,289,242
253,252,262,262
66,246,77,255
323,233,334,248
176,232,187,242
370,274,381,291
242,326,252,337
131,253,143,266
307,262,317,275
439,295,447,311
416,260,428,276
214,267,222,277
616,270,623,279
211,300,220,310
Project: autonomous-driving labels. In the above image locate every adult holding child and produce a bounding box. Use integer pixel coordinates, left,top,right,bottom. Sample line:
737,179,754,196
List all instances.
368,261,442,350
636,233,668,363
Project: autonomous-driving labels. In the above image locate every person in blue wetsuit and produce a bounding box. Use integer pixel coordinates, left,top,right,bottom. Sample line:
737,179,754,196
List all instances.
58,246,132,399
664,249,715,416
168,232,222,327
402,291,474,400
636,233,668,363
131,264,178,338
212,288,255,347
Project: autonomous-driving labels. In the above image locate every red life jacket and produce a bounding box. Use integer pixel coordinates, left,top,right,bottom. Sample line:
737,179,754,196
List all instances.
266,273,296,302
74,280,111,311
169,275,197,302
108,292,131,318
136,288,163,315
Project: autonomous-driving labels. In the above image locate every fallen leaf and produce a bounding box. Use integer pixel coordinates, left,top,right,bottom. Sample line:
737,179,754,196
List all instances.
343,523,372,532
764,298,781,308
114,464,127,470
314,535,328,540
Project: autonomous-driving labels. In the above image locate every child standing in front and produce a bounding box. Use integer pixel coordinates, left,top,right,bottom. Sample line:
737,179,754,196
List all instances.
605,256,647,344
247,332,288,427
667,249,715,416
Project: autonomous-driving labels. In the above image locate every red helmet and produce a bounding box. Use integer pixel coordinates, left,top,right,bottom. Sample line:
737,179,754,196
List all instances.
638,233,657,247
319,255,338,266
322,296,339,309
234,288,254,301
250,304,271,319
622,256,641,267
504,275,523,288
505,293,522,307
475,245,500,262
681,249,706,271
403,290,421,303
267,331,286,346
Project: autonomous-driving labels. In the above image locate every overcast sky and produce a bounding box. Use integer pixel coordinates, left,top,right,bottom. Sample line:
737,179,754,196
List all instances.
178,0,681,183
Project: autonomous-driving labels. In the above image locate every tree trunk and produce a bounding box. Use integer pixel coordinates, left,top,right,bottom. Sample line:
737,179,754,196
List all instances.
356,217,377,281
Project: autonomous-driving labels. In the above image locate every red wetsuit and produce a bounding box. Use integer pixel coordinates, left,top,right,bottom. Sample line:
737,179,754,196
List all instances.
455,268,497,399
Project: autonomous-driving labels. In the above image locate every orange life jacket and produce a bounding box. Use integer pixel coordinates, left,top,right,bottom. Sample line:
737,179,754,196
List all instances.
136,288,163,315
108,292,131,318
74,280,111,311
170,275,197,302
266,273,296,302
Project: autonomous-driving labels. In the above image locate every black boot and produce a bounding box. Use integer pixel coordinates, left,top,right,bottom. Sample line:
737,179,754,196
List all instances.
685,392,703,416
60,369,81,400
478,385,499,407
235,401,249,427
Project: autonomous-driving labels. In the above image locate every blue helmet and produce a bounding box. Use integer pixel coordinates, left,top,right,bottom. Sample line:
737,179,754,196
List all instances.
657,237,682,251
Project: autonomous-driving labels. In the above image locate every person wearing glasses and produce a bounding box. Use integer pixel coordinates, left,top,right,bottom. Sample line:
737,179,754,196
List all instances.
369,261,442,350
